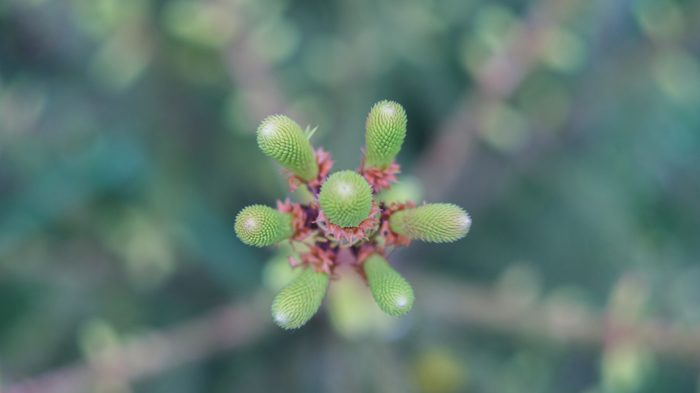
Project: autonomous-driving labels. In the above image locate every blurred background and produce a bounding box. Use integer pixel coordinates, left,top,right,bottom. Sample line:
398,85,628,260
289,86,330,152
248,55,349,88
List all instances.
0,0,699,392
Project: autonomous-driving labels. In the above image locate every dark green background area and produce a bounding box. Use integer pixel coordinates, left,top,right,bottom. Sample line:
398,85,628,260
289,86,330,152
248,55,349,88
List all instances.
0,0,699,392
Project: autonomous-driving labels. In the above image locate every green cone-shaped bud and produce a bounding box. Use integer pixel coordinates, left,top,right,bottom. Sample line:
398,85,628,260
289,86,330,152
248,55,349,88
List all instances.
365,100,407,169
235,205,294,247
389,203,471,243
318,171,373,228
364,253,414,317
257,115,318,181
271,268,329,329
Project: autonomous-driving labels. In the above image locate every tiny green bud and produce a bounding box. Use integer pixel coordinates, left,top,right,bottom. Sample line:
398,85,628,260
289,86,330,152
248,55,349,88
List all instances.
318,171,373,228
389,203,471,243
235,205,294,247
271,268,329,329
364,253,414,316
257,115,318,181
365,100,407,169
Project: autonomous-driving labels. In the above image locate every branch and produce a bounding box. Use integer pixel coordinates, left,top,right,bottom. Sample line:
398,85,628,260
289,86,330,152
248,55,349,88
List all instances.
218,0,301,126
4,295,273,393
417,274,700,360
4,2,690,391
9,274,700,393
416,0,587,200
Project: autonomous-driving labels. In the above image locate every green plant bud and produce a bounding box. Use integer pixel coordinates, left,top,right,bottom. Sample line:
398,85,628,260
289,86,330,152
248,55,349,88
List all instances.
318,170,373,228
365,100,407,169
364,253,414,317
235,205,294,247
271,268,330,329
257,115,318,181
389,203,471,243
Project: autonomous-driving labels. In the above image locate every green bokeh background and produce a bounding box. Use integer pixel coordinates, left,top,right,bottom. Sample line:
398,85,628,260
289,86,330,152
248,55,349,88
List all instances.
0,0,699,392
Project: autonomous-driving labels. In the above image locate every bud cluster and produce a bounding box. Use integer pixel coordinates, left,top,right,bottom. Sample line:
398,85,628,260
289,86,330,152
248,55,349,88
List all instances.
235,100,472,329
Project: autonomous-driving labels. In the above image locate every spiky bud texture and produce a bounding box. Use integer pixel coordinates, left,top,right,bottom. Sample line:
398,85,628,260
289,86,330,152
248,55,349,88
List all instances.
389,203,471,243
364,253,414,316
235,205,294,247
318,171,373,228
271,268,329,329
257,115,318,181
365,100,407,169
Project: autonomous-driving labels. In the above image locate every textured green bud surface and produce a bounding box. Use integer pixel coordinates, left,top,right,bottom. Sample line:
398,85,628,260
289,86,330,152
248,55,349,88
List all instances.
257,115,318,181
318,171,373,228
389,203,471,243
365,100,407,169
235,205,294,247
364,254,414,316
271,268,329,329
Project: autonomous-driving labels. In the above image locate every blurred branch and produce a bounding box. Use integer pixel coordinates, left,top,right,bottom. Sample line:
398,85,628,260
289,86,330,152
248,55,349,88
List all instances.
9,273,700,393
417,274,700,359
418,275,603,346
224,30,297,123
5,295,273,393
416,0,587,200
219,0,300,125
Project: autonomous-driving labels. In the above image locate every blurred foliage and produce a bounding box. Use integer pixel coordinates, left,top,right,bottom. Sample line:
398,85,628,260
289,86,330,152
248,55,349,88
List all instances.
0,0,699,392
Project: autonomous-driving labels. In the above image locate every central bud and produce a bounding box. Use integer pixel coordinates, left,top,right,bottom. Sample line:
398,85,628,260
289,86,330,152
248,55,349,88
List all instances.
318,171,373,228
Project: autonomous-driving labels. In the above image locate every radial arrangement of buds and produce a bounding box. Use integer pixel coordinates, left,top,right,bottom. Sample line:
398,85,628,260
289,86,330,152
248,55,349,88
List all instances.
235,100,472,330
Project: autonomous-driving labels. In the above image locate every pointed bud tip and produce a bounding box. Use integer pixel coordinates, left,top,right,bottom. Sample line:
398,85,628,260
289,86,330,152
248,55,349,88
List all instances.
459,211,472,234
271,309,294,329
